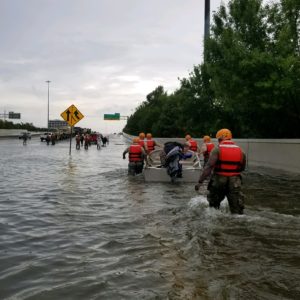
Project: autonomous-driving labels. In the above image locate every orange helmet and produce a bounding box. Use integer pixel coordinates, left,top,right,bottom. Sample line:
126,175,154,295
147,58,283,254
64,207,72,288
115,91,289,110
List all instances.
185,134,191,140
146,133,152,139
216,128,232,140
133,137,139,143
139,132,145,139
203,135,211,142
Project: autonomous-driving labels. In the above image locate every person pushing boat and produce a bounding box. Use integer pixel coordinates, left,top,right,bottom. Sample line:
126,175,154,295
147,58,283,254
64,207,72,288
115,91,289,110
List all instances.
195,129,246,214
123,137,146,175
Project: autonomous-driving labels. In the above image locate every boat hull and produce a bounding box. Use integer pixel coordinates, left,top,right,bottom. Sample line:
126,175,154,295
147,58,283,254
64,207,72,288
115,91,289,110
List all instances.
143,167,201,182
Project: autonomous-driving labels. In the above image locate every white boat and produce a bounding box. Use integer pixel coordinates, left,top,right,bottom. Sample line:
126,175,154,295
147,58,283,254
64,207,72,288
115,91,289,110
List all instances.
143,149,202,182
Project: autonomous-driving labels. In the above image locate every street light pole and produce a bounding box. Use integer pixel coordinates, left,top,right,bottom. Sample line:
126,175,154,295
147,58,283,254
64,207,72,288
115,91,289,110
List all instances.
204,0,210,40
204,0,210,61
46,80,51,133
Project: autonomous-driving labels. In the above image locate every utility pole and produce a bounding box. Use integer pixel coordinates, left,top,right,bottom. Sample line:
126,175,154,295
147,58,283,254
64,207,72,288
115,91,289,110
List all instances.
46,80,51,133
204,0,210,39
204,0,210,61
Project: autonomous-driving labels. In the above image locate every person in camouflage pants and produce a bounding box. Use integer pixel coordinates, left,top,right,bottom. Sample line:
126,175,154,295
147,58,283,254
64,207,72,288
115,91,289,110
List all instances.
207,174,245,214
195,129,246,214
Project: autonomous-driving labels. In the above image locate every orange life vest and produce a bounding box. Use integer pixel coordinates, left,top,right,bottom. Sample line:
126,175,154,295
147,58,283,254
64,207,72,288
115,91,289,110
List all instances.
146,140,155,153
214,141,243,176
189,139,197,152
129,144,143,162
204,142,215,160
138,139,145,147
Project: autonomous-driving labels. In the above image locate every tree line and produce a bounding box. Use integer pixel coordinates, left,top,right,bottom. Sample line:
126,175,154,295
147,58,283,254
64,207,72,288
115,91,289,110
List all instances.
0,119,46,131
124,0,299,138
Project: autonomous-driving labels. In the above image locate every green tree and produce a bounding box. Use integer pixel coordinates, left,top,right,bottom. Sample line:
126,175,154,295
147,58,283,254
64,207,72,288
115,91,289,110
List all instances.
205,0,300,137
124,0,300,138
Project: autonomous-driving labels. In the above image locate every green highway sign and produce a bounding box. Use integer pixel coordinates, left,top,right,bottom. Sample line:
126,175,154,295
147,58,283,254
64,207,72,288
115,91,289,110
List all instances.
8,112,21,119
104,113,120,120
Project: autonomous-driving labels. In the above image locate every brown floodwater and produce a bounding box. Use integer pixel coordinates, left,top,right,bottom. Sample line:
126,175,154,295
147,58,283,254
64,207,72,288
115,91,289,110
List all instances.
0,135,299,299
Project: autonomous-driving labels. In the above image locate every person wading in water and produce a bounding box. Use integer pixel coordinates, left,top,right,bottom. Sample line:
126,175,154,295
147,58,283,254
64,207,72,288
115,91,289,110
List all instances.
195,128,246,214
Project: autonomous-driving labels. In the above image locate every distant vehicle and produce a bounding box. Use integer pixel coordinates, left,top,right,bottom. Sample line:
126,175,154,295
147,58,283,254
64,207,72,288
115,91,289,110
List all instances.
89,133,98,144
40,133,49,142
19,132,31,139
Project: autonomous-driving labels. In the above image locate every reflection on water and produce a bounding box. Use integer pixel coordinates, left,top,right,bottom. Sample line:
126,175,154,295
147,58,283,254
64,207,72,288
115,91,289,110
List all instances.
65,157,77,175
0,136,299,299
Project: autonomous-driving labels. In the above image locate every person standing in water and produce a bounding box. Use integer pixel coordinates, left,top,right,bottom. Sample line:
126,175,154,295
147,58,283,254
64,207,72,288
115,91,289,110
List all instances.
84,134,90,150
195,129,246,214
184,134,199,153
199,135,215,166
144,133,162,154
123,137,146,175
75,134,81,150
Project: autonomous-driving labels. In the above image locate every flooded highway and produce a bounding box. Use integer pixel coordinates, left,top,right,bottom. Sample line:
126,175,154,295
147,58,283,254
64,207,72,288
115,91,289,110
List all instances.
0,135,300,299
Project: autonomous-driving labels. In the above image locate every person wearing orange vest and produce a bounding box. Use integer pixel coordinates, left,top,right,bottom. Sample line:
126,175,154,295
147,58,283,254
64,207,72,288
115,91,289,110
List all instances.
138,132,146,148
195,129,246,214
184,134,199,153
144,133,162,154
200,135,215,166
75,134,81,150
123,137,146,175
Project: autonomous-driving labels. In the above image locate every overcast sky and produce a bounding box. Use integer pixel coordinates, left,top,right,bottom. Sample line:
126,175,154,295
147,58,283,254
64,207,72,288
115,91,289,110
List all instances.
0,0,223,133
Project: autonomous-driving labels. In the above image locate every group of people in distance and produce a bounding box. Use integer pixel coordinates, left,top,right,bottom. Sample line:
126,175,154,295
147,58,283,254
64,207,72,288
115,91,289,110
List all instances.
75,133,108,150
123,128,246,215
44,133,57,145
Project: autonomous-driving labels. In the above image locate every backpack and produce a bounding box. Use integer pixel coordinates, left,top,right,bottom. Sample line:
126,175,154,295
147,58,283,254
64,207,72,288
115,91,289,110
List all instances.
164,142,183,155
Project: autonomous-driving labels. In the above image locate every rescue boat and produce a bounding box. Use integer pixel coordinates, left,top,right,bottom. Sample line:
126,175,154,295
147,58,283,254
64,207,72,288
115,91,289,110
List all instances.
143,149,202,182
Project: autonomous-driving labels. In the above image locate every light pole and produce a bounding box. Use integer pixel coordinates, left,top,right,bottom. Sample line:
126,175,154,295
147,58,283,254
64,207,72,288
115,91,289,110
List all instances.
204,0,210,61
204,0,210,40
46,80,51,133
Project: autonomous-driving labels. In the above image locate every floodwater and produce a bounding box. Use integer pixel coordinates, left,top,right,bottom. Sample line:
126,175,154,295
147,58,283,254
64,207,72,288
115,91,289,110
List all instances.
0,135,300,300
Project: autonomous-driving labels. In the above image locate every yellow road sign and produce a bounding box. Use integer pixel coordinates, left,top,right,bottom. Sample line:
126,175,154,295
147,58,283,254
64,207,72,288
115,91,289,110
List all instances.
61,104,84,126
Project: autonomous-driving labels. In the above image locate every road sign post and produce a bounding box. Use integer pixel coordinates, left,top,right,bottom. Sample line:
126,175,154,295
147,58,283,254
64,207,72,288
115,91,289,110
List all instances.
61,104,84,155
69,126,73,155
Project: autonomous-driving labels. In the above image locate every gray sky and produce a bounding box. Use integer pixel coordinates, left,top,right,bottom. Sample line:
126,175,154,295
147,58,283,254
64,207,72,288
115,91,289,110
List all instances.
0,0,223,133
